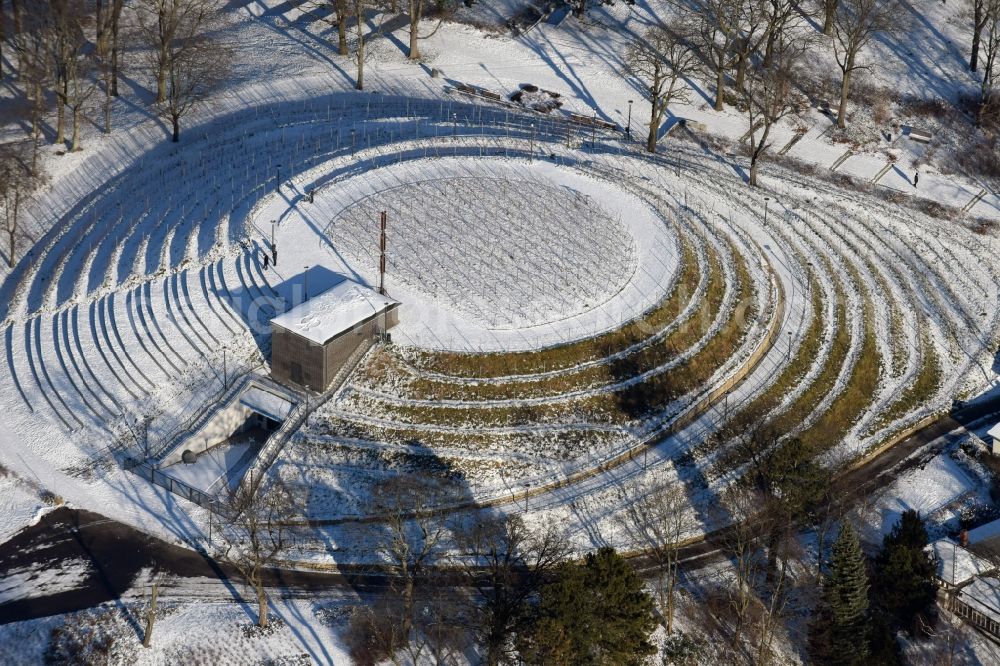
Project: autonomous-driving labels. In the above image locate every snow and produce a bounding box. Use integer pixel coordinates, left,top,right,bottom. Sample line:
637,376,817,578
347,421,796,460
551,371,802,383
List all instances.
269,279,399,346
928,539,995,587
161,440,257,495
240,386,296,422
959,577,1000,622
0,559,92,605
863,450,980,541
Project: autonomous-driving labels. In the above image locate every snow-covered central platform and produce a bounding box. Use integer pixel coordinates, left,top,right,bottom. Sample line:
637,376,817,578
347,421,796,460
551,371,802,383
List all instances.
253,158,678,352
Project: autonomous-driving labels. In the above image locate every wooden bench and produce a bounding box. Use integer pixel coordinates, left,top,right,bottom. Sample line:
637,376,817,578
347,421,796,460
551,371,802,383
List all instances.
566,113,619,131
908,127,933,143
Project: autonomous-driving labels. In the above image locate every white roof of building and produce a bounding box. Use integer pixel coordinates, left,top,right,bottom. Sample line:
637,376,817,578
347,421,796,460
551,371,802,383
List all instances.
968,518,1000,548
928,539,995,586
959,576,1000,622
987,423,1000,440
269,280,398,345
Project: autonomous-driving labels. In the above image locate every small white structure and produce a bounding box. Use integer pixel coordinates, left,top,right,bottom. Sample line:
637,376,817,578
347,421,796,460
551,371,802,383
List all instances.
928,538,995,590
987,422,1000,455
951,577,1000,639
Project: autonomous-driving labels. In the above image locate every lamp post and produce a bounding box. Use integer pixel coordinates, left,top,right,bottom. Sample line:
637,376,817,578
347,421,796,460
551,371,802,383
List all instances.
222,347,227,390
523,483,531,512
763,196,771,226
626,100,633,139
303,265,309,300
276,163,282,189
270,220,276,247
530,122,535,162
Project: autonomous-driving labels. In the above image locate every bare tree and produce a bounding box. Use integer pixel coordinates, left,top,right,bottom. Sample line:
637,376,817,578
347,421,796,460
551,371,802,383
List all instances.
364,476,452,664
0,142,40,267
830,0,895,129
220,482,294,629
94,0,125,130
142,576,161,648
136,0,212,103
972,0,992,71
731,0,766,93
160,26,230,142
455,514,570,666
18,0,50,154
353,0,368,89
625,23,696,153
721,483,768,653
977,0,1000,125
621,485,689,633
676,0,742,111
48,0,93,149
741,44,807,186
405,0,449,60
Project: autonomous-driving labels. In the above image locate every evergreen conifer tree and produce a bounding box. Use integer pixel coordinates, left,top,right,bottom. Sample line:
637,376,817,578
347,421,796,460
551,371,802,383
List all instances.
518,547,657,666
873,510,936,635
826,523,870,666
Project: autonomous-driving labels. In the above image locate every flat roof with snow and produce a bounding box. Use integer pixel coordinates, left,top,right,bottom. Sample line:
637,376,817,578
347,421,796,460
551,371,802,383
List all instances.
269,279,399,345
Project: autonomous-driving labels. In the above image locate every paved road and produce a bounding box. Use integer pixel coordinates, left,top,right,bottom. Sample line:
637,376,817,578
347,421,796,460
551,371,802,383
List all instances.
0,508,388,625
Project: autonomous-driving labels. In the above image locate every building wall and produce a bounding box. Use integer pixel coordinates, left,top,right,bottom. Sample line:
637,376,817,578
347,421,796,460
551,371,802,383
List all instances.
271,325,326,389
272,305,400,391
159,403,253,466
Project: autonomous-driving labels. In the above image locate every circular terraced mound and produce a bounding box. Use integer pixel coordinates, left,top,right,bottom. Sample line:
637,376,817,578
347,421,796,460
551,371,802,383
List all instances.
0,92,996,543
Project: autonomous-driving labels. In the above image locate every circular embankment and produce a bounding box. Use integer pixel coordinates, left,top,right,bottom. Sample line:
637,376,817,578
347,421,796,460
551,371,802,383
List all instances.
0,93,996,553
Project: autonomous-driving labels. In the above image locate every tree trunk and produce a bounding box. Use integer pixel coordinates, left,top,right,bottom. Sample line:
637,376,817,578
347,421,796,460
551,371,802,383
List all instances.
171,113,180,142
0,0,6,80
56,87,66,146
336,9,348,55
355,2,365,90
71,105,81,151
734,45,747,91
11,0,21,76
111,1,121,96
256,583,269,628
143,582,160,648
823,0,836,35
408,0,420,60
646,101,658,153
104,55,114,134
576,0,585,16
837,68,851,128
972,3,983,72
715,59,726,111
7,229,14,267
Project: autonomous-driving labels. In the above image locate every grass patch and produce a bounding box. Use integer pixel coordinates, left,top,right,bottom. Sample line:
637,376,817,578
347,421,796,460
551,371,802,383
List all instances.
404,234,699,378
763,263,852,440
866,330,941,436
797,267,880,451
400,242,726,401
699,268,823,464
362,245,758,428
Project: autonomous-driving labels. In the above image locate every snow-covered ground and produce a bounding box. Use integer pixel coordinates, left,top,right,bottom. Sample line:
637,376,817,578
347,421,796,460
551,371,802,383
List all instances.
0,0,998,608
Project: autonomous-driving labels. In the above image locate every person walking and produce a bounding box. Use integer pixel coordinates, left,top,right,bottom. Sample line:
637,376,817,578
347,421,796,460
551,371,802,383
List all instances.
913,171,919,187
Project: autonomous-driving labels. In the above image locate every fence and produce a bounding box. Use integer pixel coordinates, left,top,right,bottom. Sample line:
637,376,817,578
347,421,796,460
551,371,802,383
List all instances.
124,456,229,516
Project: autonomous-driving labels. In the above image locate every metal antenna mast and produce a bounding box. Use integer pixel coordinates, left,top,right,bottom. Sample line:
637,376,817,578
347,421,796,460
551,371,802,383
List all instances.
378,211,387,295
